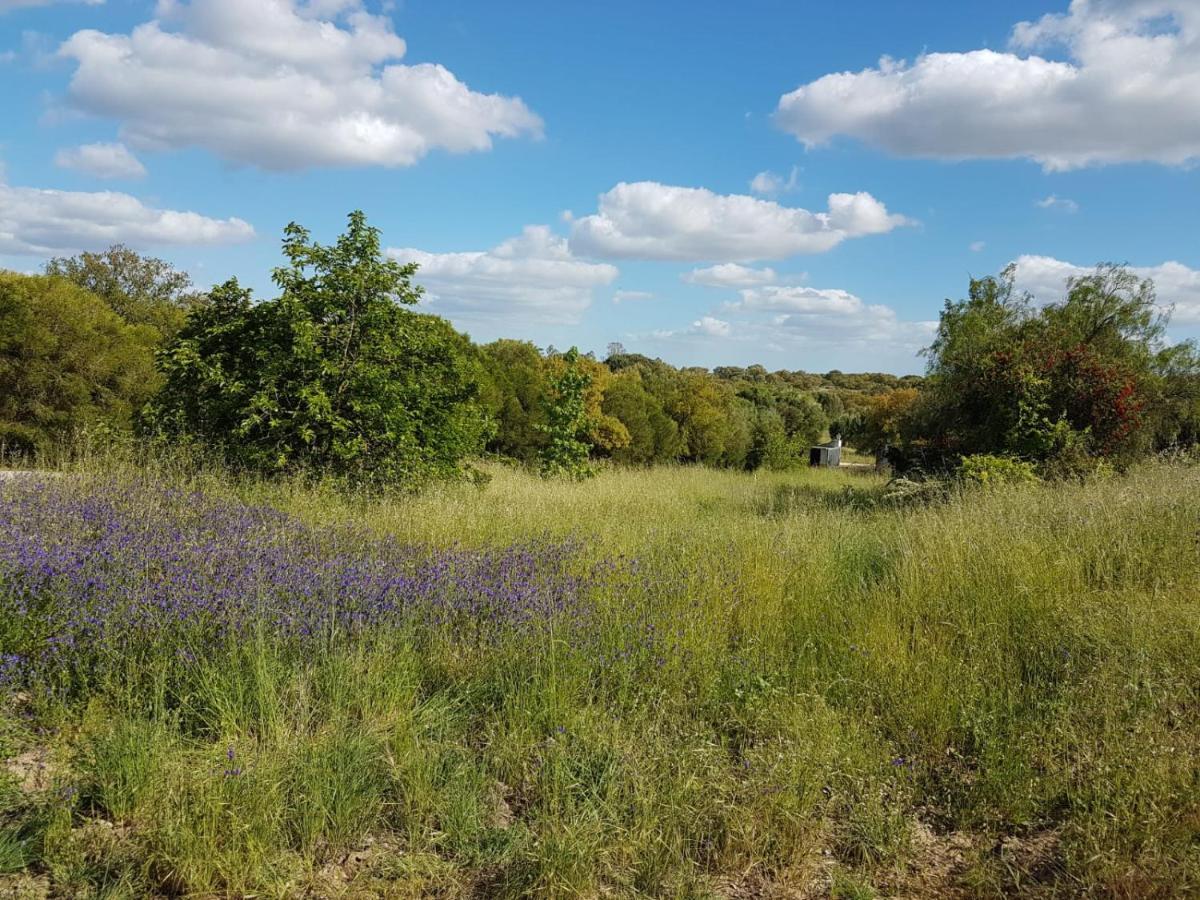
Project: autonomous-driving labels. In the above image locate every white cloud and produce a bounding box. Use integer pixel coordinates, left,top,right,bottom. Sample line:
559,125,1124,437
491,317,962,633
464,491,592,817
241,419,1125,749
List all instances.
749,165,799,197
1035,194,1079,213
749,172,780,196
57,0,542,171
683,263,779,288
970,241,986,252
646,281,936,368
389,225,618,324
612,289,653,304
0,176,254,255
1011,254,1200,324
762,313,937,364
653,315,733,340
569,181,909,262
693,315,731,337
0,0,102,12
729,285,870,317
732,285,937,352
775,0,1200,170
54,142,146,179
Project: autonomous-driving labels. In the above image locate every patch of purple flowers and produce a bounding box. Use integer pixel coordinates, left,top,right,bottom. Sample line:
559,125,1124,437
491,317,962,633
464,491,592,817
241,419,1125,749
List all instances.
0,652,21,686
0,476,600,684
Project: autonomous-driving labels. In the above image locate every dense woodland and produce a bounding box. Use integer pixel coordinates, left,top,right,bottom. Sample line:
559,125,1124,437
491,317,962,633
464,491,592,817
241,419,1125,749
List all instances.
3,212,1198,484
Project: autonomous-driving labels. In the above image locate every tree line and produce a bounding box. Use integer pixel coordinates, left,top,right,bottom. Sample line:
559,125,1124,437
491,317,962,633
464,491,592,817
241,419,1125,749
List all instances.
2,212,1197,484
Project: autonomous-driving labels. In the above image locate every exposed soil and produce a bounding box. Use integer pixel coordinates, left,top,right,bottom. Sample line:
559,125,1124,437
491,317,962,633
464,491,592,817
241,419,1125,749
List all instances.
4,749,56,794
0,874,50,900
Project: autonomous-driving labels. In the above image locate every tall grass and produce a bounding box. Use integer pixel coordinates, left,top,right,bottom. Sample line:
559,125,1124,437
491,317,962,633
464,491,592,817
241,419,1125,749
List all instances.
1,457,1198,897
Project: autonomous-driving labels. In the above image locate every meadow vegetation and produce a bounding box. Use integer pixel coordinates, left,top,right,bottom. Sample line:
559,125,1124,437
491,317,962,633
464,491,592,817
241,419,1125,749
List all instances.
0,457,1198,897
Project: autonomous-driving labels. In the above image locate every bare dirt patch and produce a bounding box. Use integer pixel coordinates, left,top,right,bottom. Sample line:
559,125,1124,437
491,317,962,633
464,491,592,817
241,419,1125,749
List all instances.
4,749,56,794
885,821,977,899
0,874,50,900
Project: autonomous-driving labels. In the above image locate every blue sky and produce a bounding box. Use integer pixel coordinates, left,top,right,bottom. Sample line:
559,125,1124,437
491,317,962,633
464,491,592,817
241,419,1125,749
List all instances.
2,0,1198,374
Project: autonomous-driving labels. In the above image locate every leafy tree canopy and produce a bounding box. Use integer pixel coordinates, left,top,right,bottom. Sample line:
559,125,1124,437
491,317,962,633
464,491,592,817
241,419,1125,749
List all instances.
840,388,919,453
147,212,490,485
910,264,1197,473
477,339,551,463
537,347,594,479
545,350,630,455
600,370,680,466
0,272,159,456
45,245,203,343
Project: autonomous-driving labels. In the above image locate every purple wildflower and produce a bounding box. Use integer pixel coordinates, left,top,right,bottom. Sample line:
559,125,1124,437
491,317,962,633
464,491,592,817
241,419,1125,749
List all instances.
0,476,615,686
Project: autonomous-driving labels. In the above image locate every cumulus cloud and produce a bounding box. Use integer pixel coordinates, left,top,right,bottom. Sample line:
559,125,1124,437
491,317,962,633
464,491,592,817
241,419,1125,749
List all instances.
654,315,733,340
970,241,986,253
728,285,937,356
612,289,653,304
569,182,908,262
729,285,871,317
1011,254,1200,324
775,0,1200,170
54,142,146,179
765,311,937,358
683,263,779,288
691,316,732,337
57,0,542,170
1035,194,1079,213
647,280,936,370
389,225,618,324
749,165,799,197
0,177,254,255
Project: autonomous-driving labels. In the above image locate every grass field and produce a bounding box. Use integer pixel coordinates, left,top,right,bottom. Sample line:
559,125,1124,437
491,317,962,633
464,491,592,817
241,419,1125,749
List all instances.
1,458,1198,897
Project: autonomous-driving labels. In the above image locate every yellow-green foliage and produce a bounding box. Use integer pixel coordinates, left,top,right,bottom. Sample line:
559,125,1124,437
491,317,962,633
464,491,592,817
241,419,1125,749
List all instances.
3,458,1200,897
0,272,160,456
957,453,1040,486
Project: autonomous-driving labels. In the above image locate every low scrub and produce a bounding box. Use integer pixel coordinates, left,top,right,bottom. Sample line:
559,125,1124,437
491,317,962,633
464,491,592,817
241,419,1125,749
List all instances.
957,453,1040,487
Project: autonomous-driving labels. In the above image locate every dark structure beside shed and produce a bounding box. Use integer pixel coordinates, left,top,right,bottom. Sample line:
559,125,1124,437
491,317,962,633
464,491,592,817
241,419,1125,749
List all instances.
809,437,842,467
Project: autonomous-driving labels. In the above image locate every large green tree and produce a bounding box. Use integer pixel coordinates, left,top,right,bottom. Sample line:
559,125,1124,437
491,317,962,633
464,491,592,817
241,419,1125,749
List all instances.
668,370,735,465
45,245,203,344
477,339,550,462
148,212,490,484
0,272,159,455
600,370,680,465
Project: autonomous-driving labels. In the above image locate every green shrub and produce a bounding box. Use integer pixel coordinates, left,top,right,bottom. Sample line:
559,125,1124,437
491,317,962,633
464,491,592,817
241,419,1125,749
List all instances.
957,454,1039,487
